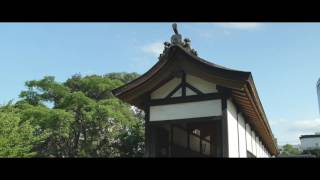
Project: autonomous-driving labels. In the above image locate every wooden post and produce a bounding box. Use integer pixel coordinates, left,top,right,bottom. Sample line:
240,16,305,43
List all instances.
144,96,151,157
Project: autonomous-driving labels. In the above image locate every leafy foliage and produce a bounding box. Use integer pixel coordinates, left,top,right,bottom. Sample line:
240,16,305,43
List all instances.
0,72,144,157
279,144,300,156
0,104,48,157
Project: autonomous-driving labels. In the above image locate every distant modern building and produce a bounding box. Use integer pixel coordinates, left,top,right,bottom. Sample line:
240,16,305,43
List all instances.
317,78,320,114
299,134,320,151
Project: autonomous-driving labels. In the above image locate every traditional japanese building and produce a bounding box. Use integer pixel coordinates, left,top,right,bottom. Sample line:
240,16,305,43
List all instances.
112,24,278,158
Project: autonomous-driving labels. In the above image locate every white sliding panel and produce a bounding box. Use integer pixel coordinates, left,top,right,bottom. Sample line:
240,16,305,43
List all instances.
150,100,221,121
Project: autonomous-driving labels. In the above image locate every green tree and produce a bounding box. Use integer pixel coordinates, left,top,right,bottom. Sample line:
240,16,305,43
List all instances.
0,104,48,157
279,144,300,156
12,72,144,158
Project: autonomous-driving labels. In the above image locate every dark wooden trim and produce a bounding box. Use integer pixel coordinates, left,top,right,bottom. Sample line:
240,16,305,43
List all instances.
149,116,222,125
144,95,151,157
217,85,232,99
163,70,205,99
231,90,247,97
165,84,182,99
187,128,190,151
199,135,203,155
150,93,222,106
232,94,250,101
182,71,186,97
221,96,229,157
233,98,253,107
170,124,173,157
185,82,204,95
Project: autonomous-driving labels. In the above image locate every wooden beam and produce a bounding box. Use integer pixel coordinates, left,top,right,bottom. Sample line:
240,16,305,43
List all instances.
233,97,249,104
182,71,186,97
232,94,250,101
150,93,222,106
235,100,252,109
185,82,204,95
144,95,151,157
221,96,229,157
149,116,222,125
165,84,182,99
231,90,247,97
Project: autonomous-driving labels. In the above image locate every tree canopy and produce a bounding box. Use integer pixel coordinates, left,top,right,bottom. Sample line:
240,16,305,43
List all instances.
279,144,300,156
0,72,144,157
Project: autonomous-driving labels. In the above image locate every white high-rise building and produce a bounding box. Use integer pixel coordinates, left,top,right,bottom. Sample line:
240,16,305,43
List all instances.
317,78,320,114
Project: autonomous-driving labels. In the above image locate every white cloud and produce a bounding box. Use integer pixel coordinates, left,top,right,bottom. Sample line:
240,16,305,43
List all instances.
141,42,164,56
216,23,262,30
290,118,320,132
271,118,320,145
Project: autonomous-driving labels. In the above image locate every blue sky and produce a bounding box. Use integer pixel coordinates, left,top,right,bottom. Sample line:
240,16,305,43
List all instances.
0,23,320,145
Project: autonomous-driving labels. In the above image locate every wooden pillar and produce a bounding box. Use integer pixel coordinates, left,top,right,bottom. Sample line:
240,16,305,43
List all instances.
217,85,231,158
145,96,155,157
170,124,173,157
221,96,229,157
144,96,151,157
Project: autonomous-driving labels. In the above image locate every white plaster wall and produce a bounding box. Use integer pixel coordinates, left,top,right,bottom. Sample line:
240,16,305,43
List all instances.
226,99,272,158
151,77,181,99
257,139,261,157
262,143,264,157
151,74,217,99
252,130,257,157
186,74,217,94
227,99,239,157
246,125,270,157
150,100,222,121
260,141,263,157
300,137,320,151
246,123,253,153
255,137,259,157
238,114,247,157
186,87,197,96
256,138,260,157
171,88,182,97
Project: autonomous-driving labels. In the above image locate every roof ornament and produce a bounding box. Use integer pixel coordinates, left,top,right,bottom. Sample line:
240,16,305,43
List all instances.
171,23,183,45
159,23,198,59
